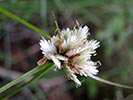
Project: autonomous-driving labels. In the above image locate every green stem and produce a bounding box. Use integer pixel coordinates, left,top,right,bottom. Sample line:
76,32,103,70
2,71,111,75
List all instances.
0,8,51,39
1,64,54,100
0,62,52,93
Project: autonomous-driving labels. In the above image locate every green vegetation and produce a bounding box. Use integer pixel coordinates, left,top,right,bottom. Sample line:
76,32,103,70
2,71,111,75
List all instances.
0,0,132,100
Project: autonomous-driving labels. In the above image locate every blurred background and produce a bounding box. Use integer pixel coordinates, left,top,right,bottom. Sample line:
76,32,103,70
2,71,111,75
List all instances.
0,0,133,100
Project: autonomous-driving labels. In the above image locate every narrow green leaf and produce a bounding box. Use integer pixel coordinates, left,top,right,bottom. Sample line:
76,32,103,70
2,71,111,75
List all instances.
0,64,54,100
0,8,51,39
0,62,53,93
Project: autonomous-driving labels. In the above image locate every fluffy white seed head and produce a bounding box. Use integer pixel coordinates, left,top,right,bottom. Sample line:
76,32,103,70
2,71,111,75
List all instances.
39,25,100,86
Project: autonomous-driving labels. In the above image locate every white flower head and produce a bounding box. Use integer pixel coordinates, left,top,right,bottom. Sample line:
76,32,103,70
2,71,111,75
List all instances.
38,24,100,87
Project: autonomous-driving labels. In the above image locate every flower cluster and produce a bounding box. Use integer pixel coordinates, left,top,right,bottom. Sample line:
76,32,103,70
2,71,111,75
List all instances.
38,25,100,87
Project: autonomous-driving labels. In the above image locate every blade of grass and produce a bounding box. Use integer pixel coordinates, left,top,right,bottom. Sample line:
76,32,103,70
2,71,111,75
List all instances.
1,64,54,100
0,62,53,93
4,29,12,83
0,8,51,39
40,0,47,26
